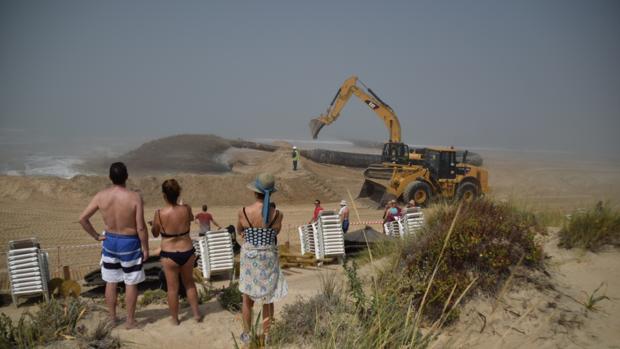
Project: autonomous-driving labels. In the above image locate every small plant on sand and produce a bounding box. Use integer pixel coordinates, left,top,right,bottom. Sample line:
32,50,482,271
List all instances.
197,285,214,305
270,272,348,345
581,282,610,312
138,289,168,307
559,202,620,251
218,282,242,312
76,320,121,349
343,261,366,310
231,312,267,349
0,298,91,348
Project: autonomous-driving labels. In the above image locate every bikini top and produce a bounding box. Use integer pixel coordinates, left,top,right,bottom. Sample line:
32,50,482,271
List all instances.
242,207,279,246
157,207,191,238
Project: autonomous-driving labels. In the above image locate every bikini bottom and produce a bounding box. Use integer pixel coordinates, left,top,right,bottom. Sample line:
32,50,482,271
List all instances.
160,247,196,266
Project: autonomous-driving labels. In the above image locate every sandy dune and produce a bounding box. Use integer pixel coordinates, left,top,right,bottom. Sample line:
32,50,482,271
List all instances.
436,231,620,349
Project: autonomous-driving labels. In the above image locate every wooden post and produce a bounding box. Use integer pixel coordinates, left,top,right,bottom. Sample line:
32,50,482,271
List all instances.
56,246,61,275
286,224,291,247
63,266,71,280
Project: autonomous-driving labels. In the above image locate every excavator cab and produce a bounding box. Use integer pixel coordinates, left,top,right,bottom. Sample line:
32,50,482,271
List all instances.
381,142,409,164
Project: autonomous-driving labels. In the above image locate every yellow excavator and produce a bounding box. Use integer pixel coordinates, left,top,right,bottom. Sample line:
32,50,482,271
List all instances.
310,75,489,206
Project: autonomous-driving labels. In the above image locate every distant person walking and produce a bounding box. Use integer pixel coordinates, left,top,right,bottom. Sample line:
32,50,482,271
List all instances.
339,200,350,233
292,146,300,171
195,204,221,234
309,199,324,224
78,162,148,329
151,179,202,325
237,173,287,346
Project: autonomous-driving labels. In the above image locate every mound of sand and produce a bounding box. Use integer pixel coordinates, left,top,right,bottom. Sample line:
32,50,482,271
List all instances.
117,134,232,174
80,134,282,176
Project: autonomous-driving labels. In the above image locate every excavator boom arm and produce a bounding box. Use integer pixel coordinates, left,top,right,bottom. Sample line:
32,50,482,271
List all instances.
310,76,402,142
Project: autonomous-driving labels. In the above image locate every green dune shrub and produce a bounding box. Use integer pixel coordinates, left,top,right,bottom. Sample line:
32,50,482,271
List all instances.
399,199,544,321
559,202,620,251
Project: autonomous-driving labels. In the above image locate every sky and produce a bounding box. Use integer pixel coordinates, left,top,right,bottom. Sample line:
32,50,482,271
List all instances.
1,0,619,154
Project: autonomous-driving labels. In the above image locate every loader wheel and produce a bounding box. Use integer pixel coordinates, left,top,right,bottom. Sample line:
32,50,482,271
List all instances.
456,182,479,202
404,181,432,207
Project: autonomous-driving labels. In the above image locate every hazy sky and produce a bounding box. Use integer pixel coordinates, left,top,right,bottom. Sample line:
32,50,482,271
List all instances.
1,0,619,153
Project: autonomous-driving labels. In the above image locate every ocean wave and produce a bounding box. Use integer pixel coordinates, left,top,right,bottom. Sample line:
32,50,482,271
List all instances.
2,155,86,179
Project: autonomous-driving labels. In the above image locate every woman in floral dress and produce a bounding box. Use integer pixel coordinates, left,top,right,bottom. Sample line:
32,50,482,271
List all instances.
236,173,288,345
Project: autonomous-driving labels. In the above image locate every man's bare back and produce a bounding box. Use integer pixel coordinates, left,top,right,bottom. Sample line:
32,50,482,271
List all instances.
79,186,146,239
95,186,142,235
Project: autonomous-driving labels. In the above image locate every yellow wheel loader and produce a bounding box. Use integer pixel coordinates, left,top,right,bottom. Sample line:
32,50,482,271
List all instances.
310,76,489,206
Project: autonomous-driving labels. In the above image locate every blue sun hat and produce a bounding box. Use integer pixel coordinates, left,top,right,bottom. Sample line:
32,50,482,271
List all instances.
247,173,277,225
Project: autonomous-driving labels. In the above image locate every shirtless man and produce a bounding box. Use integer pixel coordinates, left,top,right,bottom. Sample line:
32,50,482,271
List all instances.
79,162,148,329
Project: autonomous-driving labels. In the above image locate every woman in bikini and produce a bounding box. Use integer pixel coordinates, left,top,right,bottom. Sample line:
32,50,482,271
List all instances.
237,173,288,346
151,179,202,325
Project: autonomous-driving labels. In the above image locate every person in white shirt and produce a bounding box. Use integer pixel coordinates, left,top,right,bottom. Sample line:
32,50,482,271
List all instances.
338,200,350,233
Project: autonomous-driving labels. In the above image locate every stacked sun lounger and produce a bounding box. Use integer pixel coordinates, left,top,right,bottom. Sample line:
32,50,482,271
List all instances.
298,224,317,255
384,208,426,239
194,230,234,280
192,237,205,276
7,238,50,305
384,220,403,238
298,211,346,263
400,208,425,237
315,212,346,260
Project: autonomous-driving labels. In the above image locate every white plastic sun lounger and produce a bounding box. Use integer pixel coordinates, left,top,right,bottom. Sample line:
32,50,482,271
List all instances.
385,208,425,239
299,224,316,255
384,220,404,238
400,208,425,237
193,230,234,280
8,238,50,305
299,211,345,263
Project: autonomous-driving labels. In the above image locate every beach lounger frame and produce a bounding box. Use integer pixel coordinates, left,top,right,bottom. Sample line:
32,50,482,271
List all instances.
7,238,50,306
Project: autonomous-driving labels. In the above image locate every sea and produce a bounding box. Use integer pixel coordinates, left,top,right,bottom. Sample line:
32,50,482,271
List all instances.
0,131,143,179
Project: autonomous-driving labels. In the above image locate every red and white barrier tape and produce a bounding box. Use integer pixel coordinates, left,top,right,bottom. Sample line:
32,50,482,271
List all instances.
351,220,383,225
1,220,387,254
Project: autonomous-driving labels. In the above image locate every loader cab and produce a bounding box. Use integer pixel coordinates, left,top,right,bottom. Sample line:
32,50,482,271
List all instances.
425,149,457,180
381,142,410,164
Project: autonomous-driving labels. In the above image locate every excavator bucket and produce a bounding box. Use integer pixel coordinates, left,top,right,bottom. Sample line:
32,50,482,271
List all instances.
358,179,397,208
309,118,327,140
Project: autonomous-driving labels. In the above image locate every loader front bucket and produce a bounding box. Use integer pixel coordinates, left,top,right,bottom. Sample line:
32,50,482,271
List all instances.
358,179,397,208
309,118,327,140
